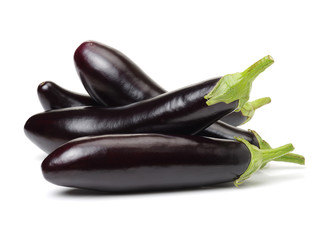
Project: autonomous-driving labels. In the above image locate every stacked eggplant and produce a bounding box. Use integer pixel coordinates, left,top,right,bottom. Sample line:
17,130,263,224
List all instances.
24,41,304,192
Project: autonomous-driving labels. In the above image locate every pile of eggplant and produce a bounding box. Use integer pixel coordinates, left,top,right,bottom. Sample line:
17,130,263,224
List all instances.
24,41,304,192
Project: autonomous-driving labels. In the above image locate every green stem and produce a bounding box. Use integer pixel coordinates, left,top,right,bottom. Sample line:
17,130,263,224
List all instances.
241,55,274,82
252,130,305,168
272,153,305,165
261,144,295,163
204,55,274,110
234,137,294,186
238,97,271,125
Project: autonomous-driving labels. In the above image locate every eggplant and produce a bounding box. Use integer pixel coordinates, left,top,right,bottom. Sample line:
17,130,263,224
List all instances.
37,80,268,145
36,80,266,146
74,40,271,126
25,56,273,153
37,81,100,111
25,78,236,153
74,41,165,106
41,133,298,192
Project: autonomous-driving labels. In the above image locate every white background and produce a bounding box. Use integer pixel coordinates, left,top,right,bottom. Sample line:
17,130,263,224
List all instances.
1,1,322,239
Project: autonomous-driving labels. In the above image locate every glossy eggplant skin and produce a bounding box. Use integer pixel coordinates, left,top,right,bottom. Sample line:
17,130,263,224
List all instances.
37,81,259,147
74,41,165,106
38,81,100,110
25,78,238,153
42,134,250,192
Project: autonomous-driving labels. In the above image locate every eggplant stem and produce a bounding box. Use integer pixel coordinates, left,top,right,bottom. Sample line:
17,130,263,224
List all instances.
272,153,305,165
204,55,274,110
234,137,294,186
251,130,305,168
238,97,272,125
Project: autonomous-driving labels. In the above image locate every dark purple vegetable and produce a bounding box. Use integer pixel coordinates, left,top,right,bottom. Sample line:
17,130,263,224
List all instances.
37,81,100,110
25,78,237,153
36,80,262,146
37,81,267,146
74,41,165,106
41,133,296,192
74,41,271,126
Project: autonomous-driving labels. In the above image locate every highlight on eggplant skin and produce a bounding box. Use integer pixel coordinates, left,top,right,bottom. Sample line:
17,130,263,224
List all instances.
74,40,165,107
36,79,261,145
41,133,299,192
41,134,251,192
35,79,262,147
24,78,239,153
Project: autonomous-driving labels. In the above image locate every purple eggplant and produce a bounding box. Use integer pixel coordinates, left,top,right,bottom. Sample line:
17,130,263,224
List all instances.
25,78,236,153
74,41,165,106
41,133,298,192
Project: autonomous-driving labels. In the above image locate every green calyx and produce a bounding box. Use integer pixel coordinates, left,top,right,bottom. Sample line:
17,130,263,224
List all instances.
252,130,305,168
238,97,272,125
234,137,294,186
205,55,274,110
234,130,305,186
